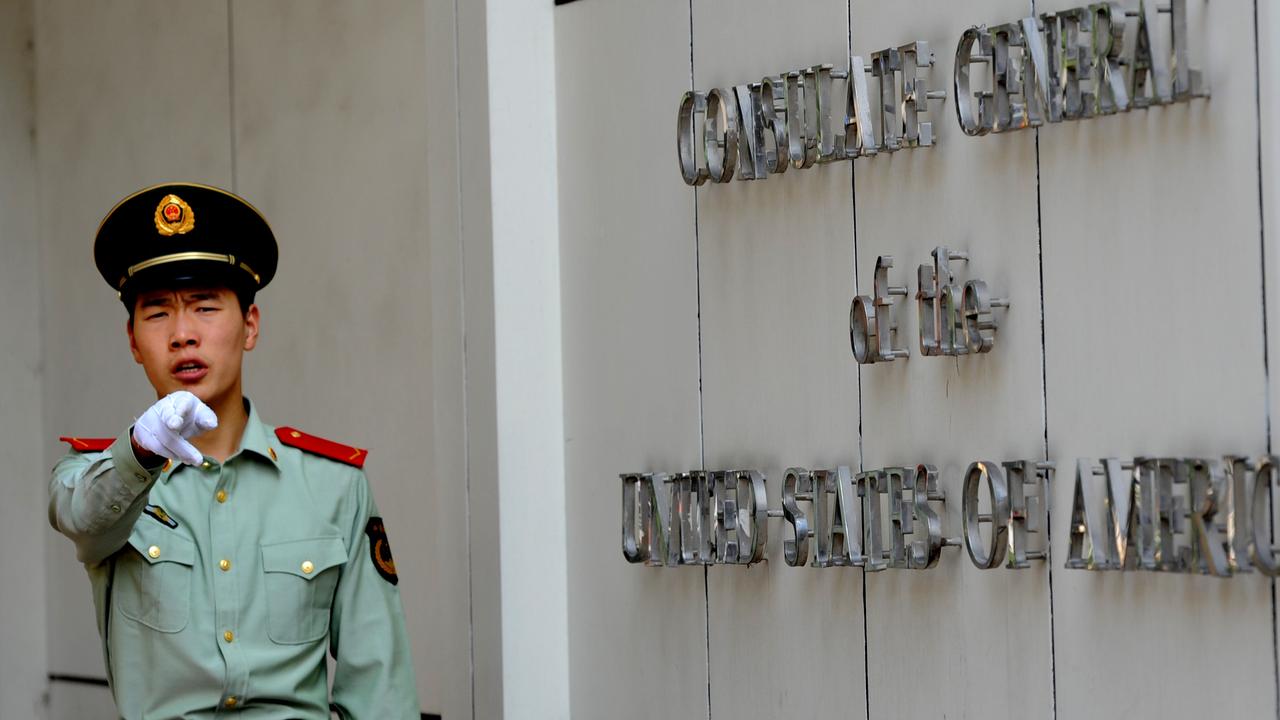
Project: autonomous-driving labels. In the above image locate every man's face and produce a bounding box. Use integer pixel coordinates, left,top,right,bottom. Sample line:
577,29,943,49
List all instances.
128,286,259,406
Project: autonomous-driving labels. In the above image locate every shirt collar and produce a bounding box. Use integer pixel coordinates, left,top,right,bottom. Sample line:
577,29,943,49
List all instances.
160,397,280,481
235,399,280,468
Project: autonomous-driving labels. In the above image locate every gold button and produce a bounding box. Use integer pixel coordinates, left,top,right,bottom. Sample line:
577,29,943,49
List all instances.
224,696,237,708
224,630,234,643
201,461,212,469
162,459,172,472
219,559,231,572
290,431,301,438
216,490,227,503
147,545,161,559
301,561,314,574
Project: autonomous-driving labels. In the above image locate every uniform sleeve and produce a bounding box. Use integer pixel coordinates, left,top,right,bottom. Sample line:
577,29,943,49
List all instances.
48,427,164,566
329,471,420,719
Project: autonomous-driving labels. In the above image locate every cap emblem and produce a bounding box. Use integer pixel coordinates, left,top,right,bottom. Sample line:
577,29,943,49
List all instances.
154,194,195,236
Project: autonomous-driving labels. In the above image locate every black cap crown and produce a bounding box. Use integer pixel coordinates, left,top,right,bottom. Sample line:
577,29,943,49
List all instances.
94,182,278,303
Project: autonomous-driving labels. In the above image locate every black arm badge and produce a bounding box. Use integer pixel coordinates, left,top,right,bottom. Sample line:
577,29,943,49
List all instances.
364,517,399,586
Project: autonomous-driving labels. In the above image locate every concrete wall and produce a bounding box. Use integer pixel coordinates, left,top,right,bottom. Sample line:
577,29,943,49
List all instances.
33,2,471,717
556,1,1280,719
0,1,48,718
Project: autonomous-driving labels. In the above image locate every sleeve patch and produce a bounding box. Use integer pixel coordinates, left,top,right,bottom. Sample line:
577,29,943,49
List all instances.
365,517,399,585
59,437,114,452
274,426,368,468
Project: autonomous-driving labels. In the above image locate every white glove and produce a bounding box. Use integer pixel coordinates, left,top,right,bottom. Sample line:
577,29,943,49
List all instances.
132,391,218,466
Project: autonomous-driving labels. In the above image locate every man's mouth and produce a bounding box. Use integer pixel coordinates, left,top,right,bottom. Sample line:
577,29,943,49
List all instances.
172,360,209,382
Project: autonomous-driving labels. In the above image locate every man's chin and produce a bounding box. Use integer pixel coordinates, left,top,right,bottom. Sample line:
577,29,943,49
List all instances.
156,381,212,403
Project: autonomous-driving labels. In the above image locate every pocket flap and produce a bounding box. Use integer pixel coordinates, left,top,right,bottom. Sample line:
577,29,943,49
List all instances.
127,520,196,567
262,537,347,579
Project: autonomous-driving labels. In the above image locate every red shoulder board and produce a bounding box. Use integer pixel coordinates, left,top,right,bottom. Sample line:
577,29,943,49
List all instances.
275,427,368,468
59,436,114,453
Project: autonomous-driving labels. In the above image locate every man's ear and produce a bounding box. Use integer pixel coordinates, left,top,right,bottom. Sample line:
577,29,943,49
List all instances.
127,318,143,364
243,304,260,352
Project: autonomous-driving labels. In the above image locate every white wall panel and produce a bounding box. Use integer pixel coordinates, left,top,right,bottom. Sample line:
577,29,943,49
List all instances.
34,0,234,684
0,1,47,718
849,2,1055,719
691,2,867,717
1038,1,1275,718
556,3,709,718
229,2,465,715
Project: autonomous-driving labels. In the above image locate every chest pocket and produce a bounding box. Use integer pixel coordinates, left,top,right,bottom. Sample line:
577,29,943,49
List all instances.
261,536,347,645
116,521,196,633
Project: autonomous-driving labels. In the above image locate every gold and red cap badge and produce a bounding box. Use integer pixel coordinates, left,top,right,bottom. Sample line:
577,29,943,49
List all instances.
153,194,195,236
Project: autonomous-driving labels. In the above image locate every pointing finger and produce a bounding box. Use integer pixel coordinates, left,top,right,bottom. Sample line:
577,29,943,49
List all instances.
158,428,202,466
193,403,218,433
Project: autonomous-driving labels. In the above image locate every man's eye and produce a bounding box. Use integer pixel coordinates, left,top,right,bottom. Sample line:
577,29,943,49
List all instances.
145,312,168,320
196,306,219,313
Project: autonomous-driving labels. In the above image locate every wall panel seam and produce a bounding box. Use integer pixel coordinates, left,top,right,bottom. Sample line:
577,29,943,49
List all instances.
450,0,477,715
687,2,712,718
846,3,871,720
1032,127,1059,720
1249,1,1280,717
1028,5,1060,719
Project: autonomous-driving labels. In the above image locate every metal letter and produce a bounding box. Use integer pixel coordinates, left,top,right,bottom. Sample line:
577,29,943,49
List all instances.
1224,456,1254,574
733,470,769,565
805,64,843,163
852,255,910,364
1169,0,1207,100
704,88,738,183
910,464,949,569
1089,3,1129,116
1184,459,1231,577
676,92,709,186
963,461,1010,569
713,471,739,565
759,75,790,175
989,22,1025,132
621,472,672,567
954,27,993,137
1129,0,1173,107
1098,458,1144,569
622,472,649,563
832,465,865,566
886,466,913,568
899,41,944,148
961,279,1009,354
782,467,812,567
862,470,889,572
1003,460,1053,568
1021,15,1060,125
1251,456,1280,576
785,71,816,169
1066,459,1109,569
734,84,768,181
871,48,902,151
843,56,878,158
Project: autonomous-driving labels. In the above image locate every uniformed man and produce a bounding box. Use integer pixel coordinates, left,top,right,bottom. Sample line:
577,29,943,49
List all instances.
48,182,420,718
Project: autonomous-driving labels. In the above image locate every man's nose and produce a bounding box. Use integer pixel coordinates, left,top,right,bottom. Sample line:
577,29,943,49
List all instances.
170,315,200,348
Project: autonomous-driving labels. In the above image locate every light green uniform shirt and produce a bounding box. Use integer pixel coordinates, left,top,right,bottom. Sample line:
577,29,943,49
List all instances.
48,400,420,719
